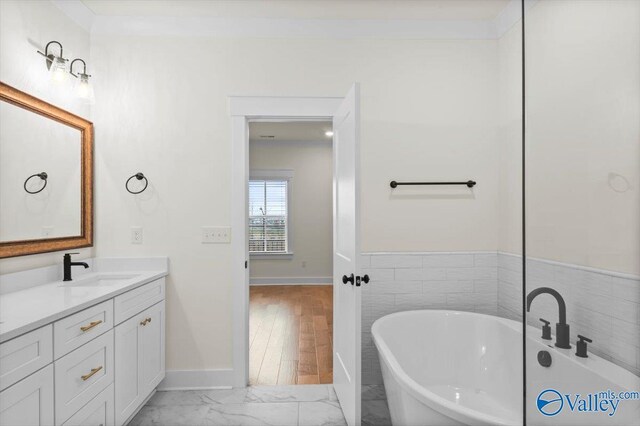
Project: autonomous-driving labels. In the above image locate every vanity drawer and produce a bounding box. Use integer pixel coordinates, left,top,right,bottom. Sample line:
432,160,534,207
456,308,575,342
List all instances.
0,325,53,391
54,300,114,359
55,329,114,425
62,383,113,426
114,278,165,325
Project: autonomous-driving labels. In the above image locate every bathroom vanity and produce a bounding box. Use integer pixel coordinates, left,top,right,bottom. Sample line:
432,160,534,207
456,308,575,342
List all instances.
0,80,168,426
0,257,169,426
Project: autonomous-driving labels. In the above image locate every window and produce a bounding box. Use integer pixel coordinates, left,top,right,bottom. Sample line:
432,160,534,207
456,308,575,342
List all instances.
249,178,289,254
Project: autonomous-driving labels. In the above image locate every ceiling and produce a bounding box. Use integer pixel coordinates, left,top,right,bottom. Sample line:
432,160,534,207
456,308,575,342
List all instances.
80,0,512,21
249,121,332,143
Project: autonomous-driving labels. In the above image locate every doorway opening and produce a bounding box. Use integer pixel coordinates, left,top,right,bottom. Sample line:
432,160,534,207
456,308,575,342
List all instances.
247,121,334,385
230,88,360,425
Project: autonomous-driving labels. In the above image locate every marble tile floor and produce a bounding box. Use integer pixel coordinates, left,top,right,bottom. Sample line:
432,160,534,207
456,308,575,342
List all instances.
361,385,391,426
130,385,348,426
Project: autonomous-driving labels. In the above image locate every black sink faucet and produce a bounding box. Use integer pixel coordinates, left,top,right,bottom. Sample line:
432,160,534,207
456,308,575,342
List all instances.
526,287,571,349
63,252,89,281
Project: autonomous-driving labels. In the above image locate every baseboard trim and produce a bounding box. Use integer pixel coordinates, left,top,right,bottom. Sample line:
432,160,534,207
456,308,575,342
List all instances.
250,277,332,285
158,369,234,390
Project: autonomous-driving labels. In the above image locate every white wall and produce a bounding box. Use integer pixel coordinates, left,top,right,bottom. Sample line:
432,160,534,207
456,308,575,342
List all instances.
498,0,640,276
495,0,640,377
497,19,522,256
524,0,640,275
90,35,500,371
0,0,92,273
249,139,332,282
361,40,499,252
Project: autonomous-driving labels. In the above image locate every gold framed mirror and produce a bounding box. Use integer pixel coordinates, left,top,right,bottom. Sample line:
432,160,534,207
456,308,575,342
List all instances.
0,82,93,258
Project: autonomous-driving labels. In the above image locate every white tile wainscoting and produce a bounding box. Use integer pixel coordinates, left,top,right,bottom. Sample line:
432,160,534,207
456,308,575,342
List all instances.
361,252,499,384
498,252,640,377
362,252,640,385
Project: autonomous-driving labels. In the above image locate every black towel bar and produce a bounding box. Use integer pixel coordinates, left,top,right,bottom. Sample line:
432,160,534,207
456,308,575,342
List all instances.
390,180,476,188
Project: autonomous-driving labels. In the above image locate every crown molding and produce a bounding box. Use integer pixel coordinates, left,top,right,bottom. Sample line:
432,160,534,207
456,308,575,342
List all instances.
90,16,498,39
52,0,536,40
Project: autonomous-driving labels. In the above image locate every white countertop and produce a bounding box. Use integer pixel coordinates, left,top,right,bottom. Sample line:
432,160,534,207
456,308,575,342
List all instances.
0,257,169,343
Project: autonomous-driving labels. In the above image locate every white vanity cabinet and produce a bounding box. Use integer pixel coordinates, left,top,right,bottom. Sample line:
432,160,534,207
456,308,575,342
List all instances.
0,365,54,426
62,384,114,426
0,325,54,426
54,330,114,425
0,277,166,426
0,325,53,391
114,300,165,426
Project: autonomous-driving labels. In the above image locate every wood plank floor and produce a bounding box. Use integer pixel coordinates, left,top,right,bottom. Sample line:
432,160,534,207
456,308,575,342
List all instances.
249,285,333,385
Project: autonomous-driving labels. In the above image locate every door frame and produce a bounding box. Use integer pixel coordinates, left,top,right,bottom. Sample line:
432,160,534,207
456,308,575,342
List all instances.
229,95,343,387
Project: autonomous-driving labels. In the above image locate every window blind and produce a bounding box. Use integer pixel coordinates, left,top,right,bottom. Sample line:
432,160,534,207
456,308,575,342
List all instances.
248,180,288,253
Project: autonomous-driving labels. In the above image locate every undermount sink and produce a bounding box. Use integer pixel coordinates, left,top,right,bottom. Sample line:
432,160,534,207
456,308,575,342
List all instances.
59,273,140,287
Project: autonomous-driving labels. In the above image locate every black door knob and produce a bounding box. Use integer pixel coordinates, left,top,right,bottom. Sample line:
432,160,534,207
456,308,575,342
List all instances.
342,274,354,285
362,274,370,284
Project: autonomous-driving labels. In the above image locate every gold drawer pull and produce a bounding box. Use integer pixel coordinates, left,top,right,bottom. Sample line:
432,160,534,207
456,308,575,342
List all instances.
80,320,103,332
81,366,103,381
140,317,152,326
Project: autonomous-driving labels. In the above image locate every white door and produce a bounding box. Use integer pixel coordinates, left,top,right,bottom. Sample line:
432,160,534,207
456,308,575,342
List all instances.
332,83,362,426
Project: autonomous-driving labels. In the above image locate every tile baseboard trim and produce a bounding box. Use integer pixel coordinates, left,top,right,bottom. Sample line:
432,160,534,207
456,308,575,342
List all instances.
498,251,640,280
364,250,639,281
158,369,234,391
250,277,332,285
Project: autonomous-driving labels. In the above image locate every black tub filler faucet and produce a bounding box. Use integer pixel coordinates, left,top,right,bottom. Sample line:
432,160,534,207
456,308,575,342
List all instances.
526,287,572,349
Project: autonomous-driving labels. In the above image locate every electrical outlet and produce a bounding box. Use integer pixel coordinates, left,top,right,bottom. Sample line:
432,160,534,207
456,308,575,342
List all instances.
131,226,143,244
202,226,231,243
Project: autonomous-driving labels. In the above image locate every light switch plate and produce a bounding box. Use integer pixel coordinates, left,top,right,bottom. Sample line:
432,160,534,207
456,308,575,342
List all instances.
202,226,231,243
131,226,143,244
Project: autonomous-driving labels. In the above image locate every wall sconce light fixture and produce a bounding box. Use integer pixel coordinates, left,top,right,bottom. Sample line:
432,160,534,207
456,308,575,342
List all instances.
70,58,95,104
37,41,68,83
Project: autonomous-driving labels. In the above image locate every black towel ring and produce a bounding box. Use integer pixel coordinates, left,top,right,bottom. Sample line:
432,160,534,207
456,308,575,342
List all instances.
24,172,48,194
126,172,148,194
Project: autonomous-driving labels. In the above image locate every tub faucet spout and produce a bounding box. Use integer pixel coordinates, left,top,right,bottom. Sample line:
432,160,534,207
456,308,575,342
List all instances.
526,287,571,349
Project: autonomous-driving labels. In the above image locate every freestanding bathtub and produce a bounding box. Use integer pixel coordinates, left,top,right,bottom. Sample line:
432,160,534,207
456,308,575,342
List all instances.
372,310,640,426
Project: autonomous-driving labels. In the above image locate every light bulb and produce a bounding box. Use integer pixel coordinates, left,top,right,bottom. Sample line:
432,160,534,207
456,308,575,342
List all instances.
74,74,95,104
49,56,68,84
